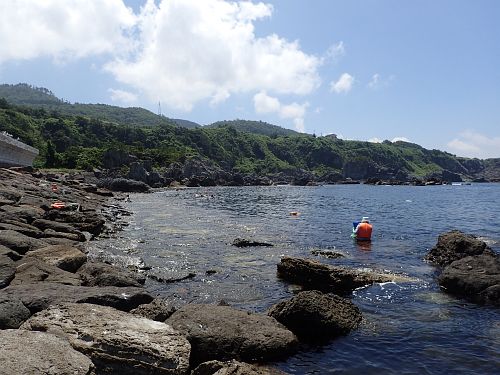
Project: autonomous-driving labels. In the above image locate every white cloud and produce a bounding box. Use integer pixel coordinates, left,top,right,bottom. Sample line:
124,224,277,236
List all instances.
253,91,308,132
368,73,395,90
392,136,409,142
105,0,322,111
108,88,137,103
0,0,136,63
368,74,380,89
325,41,345,61
368,137,383,143
447,130,500,158
330,73,354,94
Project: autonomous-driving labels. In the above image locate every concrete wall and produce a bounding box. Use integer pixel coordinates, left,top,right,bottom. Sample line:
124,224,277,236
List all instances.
0,133,39,167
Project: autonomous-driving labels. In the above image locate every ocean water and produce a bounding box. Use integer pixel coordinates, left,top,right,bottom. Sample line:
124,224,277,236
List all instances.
88,184,500,374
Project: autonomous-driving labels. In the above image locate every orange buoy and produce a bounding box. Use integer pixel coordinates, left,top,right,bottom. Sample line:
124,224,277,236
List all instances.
51,201,65,209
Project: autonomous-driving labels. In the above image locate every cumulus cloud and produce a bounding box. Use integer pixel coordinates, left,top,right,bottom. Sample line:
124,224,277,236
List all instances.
253,91,308,132
325,41,345,61
108,88,137,103
105,0,322,110
368,73,395,90
447,130,500,158
0,0,136,62
330,73,354,94
392,136,409,142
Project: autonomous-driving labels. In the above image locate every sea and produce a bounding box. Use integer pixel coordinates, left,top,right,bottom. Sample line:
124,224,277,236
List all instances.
87,183,500,375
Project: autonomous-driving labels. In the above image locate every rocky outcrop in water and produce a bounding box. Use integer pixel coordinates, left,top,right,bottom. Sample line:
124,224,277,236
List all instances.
192,360,286,375
268,290,362,341
166,304,298,366
232,238,274,247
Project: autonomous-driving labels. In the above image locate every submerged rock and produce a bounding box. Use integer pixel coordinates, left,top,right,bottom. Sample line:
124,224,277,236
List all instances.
232,238,274,247
21,303,190,375
439,254,500,306
166,304,298,365
426,230,494,267
0,329,95,375
268,290,362,341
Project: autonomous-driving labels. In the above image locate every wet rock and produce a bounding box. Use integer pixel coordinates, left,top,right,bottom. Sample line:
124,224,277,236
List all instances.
426,230,494,267
166,304,298,365
192,360,287,375
78,261,144,287
1,282,153,313
268,290,362,341
0,330,95,375
0,255,15,288
21,303,190,375
131,298,177,321
147,271,196,283
0,229,48,254
0,296,31,328
24,245,87,272
438,254,500,306
232,238,274,247
310,249,344,259
277,257,399,295
11,260,82,286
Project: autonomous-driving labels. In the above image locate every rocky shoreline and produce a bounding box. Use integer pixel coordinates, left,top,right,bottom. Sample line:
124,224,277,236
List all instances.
0,167,498,374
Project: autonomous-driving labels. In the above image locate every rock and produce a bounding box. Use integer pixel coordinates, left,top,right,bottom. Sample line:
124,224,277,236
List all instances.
0,221,43,238
0,229,48,254
32,218,86,239
438,254,500,306
277,257,403,295
105,178,150,193
310,249,344,259
78,261,144,287
192,360,286,375
232,238,274,247
130,298,177,321
0,296,31,328
43,228,86,241
268,290,362,340
21,303,190,375
426,230,494,267
43,236,80,246
43,210,105,236
1,282,153,313
0,204,45,223
0,329,95,375
11,260,82,286
166,304,298,365
24,245,87,273
0,255,15,288
0,244,21,261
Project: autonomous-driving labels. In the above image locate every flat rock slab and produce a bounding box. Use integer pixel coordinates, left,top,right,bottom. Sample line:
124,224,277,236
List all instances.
192,360,286,375
22,303,190,375
1,282,153,313
268,290,362,340
0,295,31,329
439,254,500,306
0,329,95,375
277,257,412,295
11,260,82,286
426,230,494,267
166,304,298,365
0,229,48,254
24,244,87,272
0,204,45,222
78,261,144,287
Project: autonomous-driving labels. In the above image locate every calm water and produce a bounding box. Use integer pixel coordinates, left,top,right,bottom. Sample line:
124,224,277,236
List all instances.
88,184,500,374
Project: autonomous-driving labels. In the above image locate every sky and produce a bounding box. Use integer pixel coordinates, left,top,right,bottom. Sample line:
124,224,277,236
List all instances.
0,0,499,159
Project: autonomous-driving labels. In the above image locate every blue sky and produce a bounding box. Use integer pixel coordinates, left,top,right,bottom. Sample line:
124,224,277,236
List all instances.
0,0,499,158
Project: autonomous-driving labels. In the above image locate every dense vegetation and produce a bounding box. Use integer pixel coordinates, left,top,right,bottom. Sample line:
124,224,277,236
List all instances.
206,120,299,137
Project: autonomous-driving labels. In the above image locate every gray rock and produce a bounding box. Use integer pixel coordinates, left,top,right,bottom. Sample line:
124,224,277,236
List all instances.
0,296,31,328
192,360,287,375
0,244,21,261
0,204,45,223
32,218,86,239
439,254,500,306
43,210,105,236
131,298,177,321
0,329,95,375
24,244,87,272
0,229,48,254
78,261,144,287
232,238,273,247
0,255,15,288
166,304,298,365
0,221,43,238
43,228,86,241
11,260,82,286
268,290,362,340
21,303,190,375
426,230,494,267
277,257,405,295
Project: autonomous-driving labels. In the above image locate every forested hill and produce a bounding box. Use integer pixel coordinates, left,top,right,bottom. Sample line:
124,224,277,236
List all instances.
206,120,300,137
1,98,499,182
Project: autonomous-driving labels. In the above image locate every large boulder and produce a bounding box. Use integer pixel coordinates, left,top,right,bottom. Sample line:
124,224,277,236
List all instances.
102,178,150,193
32,218,86,240
0,229,48,254
166,304,298,365
426,230,494,267
268,290,362,340
43,210,105,236
77,261,144,287
11,260,82,286
438,254,500,306
0,255,15,288
0,221,44,238
0,329,95,375
192,360,286,375
1,282,153,313
24,244,87,272
130,298,177,321
21,303,191,375
0,296,31,328
277,257,402,295
0,204,45,223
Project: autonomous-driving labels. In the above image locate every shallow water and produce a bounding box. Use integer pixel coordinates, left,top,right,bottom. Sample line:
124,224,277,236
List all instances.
88,183,500,374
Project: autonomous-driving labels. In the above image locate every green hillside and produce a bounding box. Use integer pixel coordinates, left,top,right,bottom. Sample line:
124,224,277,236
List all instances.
206,119,299,137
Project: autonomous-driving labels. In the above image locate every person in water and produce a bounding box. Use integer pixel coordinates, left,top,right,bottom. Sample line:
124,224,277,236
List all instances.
354,217,373,241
